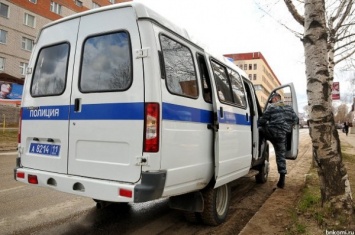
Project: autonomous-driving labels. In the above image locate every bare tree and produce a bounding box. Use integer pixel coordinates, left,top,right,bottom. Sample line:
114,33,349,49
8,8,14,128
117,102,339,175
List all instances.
334,103,349,123
282,0,354,219
258,0,355,71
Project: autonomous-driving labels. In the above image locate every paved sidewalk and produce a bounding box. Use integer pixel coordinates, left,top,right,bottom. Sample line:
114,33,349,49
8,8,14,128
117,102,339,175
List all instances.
340,131,355,152
239,131,355,235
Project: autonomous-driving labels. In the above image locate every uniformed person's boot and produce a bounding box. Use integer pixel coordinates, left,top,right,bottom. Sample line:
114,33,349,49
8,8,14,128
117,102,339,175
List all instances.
277,173,285,188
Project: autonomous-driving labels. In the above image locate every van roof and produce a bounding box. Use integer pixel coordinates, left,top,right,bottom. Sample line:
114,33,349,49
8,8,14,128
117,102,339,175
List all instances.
38,2,247,79
40,2,191,41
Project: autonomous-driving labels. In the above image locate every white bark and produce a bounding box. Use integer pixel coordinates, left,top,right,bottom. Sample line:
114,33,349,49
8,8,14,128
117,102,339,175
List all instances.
304,0,353,215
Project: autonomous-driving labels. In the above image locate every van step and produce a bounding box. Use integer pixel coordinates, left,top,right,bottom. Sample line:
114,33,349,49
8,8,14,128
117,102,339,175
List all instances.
243,169,259,178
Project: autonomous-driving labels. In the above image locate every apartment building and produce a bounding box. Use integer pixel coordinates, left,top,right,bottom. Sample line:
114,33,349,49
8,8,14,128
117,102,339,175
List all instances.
224,52,282,109
0,0,130,83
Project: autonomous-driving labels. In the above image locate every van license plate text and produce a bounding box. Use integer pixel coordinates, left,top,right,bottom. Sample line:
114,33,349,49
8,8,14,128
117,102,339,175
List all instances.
29,143,61,156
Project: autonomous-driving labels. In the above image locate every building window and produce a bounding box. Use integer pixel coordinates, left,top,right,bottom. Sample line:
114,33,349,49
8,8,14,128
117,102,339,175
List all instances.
254,85,262,91
92,2,100,8
0,29,7,44
75,0,83,7
20,62,28,75
24,13,35,27
0,57,4,71
109,0,116,3
22,37,34,51
253,74,257,80
50,1,62,15
254,64,257,70
248,74,252,80
249,64,252,70
244,64,247,70
29,0,37,3
0,3,9,18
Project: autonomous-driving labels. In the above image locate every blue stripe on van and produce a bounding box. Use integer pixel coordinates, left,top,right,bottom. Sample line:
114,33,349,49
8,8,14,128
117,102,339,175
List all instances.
22,102,250,126
21,103,144,120
162,102,212,124
22,105,70,120
219,111,250,125
70,103,144,120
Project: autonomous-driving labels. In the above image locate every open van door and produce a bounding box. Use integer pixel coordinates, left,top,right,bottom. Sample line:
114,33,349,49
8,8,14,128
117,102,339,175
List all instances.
264,83,299,160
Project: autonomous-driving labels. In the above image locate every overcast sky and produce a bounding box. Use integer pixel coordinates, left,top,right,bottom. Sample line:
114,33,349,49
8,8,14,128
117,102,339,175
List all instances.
133,0,355,113
134,0,308,111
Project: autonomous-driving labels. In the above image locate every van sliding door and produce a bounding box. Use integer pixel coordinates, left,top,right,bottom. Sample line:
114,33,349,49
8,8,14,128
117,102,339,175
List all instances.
208,60,252,188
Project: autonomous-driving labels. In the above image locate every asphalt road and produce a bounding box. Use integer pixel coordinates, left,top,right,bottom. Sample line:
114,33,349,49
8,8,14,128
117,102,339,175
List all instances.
0,129,310,235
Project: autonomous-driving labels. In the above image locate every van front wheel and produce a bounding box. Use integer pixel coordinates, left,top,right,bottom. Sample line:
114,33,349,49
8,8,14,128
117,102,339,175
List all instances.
200,184,231,226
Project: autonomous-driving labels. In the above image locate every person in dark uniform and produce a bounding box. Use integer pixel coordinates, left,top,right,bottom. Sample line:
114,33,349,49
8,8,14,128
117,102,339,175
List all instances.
258,92,299,188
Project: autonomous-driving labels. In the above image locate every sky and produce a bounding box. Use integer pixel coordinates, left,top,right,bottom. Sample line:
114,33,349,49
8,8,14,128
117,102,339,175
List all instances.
134,0,309,112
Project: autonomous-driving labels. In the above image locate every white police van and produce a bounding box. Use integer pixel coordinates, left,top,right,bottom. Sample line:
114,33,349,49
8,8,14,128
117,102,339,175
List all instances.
15,2,299,225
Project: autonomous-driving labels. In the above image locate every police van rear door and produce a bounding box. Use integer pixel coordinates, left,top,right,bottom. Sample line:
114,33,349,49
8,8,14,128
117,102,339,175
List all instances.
265,83,299,159
20,18,80,174
67,7,144,183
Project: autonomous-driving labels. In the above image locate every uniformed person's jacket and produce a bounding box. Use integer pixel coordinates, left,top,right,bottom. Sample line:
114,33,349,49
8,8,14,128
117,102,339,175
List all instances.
258,101,299,134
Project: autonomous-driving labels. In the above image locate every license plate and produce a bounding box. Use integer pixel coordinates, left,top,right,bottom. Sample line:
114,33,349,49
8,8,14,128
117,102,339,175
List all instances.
29,143,61,157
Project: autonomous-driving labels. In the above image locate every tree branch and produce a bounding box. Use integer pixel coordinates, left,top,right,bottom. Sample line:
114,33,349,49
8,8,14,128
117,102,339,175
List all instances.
335,48,355,64
284,0,304,26
334,0,354,33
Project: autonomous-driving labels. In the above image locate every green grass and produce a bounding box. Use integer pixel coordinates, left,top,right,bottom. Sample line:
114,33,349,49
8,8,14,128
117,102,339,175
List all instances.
0,129,18,144
287,144,355,234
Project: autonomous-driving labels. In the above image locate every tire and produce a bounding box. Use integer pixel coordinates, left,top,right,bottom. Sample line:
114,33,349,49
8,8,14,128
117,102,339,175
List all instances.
183,211,201,223
255,159,269,184
200,184,231,226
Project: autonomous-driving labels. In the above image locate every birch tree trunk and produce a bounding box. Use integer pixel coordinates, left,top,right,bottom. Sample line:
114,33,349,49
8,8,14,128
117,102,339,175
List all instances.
304,0,353,218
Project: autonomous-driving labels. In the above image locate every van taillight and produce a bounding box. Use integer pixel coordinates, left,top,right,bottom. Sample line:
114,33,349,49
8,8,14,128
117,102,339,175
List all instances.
18,108,22,144
144,103,159,152
28,174,38,184
17,171,25,179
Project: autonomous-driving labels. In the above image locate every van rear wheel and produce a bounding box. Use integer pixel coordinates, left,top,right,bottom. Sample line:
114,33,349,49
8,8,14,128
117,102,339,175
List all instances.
200,184,231,226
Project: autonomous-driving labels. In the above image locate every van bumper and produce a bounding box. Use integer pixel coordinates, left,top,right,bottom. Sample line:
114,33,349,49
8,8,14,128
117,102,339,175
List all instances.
14,167,167,203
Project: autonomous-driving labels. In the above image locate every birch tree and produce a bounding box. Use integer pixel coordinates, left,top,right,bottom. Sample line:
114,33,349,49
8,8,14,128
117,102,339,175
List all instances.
283,0,354,218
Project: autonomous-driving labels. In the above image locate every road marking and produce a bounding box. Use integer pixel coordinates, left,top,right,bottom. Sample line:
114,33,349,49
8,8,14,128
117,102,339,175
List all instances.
0,186,25,193
0,151,17,155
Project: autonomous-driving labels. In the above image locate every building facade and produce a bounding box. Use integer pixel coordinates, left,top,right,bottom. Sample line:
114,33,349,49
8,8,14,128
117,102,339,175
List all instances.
224,52,282,109
0,0,129,82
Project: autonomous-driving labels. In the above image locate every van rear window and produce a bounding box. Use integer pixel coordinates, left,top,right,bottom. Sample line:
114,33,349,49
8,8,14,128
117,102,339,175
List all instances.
80,31,132,93
31,43,69,97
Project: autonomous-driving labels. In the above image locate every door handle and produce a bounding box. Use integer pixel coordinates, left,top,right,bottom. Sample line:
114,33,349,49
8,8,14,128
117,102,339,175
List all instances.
219,107,224,118
74,98,81,112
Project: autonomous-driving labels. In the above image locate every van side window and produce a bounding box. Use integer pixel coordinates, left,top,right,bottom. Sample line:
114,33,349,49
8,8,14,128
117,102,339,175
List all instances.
228,68,247,108
31,43,69,97
210,61,233,103
80,31,131,92
197,54,212,103
160,35,198,98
